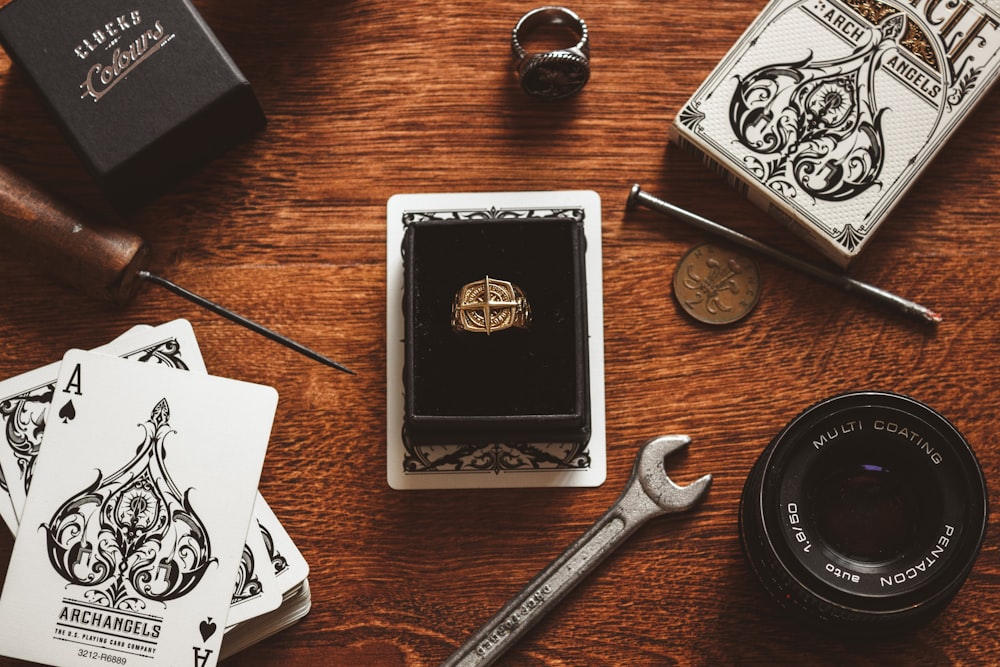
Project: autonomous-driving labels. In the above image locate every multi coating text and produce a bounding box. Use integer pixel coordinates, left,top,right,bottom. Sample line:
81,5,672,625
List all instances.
809,418,942,464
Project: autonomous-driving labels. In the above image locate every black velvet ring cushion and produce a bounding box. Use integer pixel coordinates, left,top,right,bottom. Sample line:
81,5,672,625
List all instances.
402,216,590,446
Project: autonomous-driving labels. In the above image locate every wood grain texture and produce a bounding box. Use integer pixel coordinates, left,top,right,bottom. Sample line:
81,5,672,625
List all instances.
0,0,997,665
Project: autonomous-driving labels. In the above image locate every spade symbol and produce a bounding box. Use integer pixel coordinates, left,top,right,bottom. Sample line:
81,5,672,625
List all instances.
58,400,76,423
199,618,217,641
42,399,214,610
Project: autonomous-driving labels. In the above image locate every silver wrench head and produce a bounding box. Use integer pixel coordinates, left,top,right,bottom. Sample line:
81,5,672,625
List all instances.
635,434,713,513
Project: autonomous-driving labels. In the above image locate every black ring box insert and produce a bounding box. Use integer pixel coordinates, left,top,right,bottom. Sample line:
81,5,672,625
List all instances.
402,216,591,447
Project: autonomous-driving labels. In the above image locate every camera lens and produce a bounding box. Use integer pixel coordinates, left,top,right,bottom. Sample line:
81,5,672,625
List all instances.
739,392,988,635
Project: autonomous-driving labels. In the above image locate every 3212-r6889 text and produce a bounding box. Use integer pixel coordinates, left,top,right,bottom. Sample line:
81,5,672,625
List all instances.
77,649,126,664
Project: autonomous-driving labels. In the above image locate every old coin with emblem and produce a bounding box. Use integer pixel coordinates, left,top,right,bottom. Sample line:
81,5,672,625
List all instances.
673,242,761,325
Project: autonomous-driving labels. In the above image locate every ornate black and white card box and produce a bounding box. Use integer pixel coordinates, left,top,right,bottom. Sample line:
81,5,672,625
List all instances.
670,0,1000,267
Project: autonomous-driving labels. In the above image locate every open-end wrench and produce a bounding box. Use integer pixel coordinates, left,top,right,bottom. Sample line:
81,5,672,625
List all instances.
441,434,713,667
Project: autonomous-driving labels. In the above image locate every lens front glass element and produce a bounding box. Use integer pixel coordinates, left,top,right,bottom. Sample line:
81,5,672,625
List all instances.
814,463,919,562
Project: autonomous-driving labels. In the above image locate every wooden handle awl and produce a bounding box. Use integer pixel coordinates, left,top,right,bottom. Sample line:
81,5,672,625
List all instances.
0,163,149,305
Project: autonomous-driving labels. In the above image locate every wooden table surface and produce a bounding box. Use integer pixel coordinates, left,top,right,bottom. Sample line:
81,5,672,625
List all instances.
0,1,998,665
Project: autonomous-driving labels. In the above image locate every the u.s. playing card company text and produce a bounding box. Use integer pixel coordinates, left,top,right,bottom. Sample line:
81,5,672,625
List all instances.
56,598,161,660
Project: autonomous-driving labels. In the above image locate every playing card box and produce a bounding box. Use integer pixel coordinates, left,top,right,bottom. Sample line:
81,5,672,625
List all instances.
0,0,265,209
669,0,1000,267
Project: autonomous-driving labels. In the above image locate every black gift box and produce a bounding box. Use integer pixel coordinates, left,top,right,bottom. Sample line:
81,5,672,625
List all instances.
402,216,591,447
0,0,265,209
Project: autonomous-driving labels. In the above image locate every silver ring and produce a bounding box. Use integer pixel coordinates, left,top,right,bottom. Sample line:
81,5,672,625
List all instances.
511,6,590,100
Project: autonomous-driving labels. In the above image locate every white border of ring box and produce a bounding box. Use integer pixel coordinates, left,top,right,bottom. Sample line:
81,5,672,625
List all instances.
670,0,1000,267
385,191,607,490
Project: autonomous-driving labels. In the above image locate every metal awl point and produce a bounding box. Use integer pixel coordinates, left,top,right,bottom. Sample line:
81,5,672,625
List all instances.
139,271,355,375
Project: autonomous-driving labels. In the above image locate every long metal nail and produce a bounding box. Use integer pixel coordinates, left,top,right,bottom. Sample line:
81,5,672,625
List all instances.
627,184,942,325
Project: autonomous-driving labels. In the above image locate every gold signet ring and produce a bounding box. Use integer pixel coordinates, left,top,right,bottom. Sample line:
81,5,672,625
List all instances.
452,277,531,334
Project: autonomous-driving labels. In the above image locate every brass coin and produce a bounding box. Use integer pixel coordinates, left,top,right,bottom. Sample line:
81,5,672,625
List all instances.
673,242,761,325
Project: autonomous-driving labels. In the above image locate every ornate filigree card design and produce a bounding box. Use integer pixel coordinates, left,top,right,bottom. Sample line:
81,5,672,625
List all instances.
44,398,213,611
671,0,1000,267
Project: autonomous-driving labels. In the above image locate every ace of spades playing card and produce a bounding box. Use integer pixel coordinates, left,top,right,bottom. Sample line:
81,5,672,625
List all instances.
0,319,206,535
0,350,278,667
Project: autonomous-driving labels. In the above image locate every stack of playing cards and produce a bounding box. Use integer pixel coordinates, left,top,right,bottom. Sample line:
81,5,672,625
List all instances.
0,320,310,667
